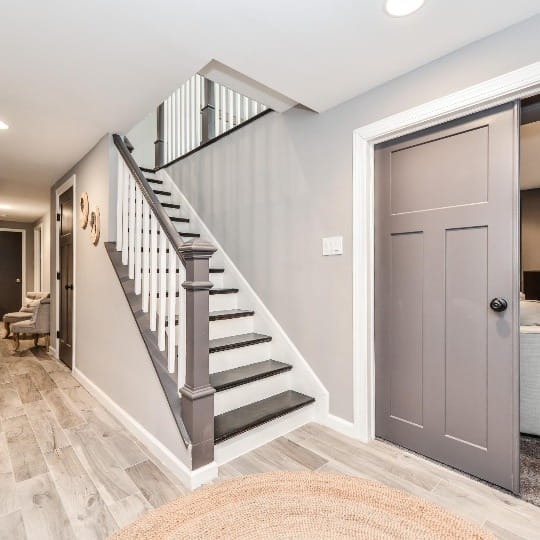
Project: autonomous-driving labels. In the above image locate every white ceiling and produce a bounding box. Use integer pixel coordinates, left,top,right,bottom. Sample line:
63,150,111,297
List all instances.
1,1,540,222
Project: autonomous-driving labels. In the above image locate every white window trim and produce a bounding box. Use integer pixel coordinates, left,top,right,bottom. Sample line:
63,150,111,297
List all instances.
352,61,540,442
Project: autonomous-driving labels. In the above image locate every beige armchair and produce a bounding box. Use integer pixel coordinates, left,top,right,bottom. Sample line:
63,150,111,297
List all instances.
2,292,50,338
11,297,51,351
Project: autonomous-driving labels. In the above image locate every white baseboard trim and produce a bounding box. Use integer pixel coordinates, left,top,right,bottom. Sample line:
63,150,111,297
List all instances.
72,368,218,489
319,413,362,440
48,346,59,360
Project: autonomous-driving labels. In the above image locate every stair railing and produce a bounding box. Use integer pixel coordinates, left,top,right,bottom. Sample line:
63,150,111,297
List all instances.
155,74,269,168
113,134,216,468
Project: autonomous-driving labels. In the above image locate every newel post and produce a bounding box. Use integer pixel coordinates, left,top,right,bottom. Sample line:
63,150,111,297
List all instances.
201,78,216,145
154,103,165,168
179,239,217,469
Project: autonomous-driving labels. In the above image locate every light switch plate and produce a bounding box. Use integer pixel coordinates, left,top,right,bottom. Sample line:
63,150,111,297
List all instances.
322,236,343,256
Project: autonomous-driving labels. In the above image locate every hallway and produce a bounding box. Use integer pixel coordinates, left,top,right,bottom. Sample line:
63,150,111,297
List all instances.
0,338,539,539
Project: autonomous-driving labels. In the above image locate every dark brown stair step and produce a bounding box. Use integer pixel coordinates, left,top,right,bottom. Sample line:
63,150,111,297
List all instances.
209,332,271,353
162,202,180,209
209,268,224,273
141,167,156,173
210,360,292,392
179,232,200,238
154,189,171,196
170,216,190,223
214,390,315,443
146,177,163,185
210,288,239,295
209,309,254,321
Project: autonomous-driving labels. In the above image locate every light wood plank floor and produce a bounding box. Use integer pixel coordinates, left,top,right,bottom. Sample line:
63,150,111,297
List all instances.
1,338,539,539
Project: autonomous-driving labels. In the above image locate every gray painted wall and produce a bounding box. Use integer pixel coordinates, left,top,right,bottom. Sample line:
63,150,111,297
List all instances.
50,135,190,465
0,220,34,297
166,15,540,422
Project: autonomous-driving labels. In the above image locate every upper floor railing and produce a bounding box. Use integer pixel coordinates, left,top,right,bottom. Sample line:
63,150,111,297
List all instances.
154,74,270,168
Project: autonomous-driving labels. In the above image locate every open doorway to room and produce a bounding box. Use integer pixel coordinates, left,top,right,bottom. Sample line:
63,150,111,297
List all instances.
519,95,540,506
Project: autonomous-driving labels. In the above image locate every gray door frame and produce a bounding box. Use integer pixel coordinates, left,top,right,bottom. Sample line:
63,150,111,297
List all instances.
351,63,540,493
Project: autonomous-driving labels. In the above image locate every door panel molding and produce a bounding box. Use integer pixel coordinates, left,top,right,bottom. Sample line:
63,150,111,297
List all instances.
0,228,26,305
53,175,76,369
351,62,540,492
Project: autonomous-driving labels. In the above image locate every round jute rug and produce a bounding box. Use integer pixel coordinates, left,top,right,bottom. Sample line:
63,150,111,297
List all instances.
110,471,494,540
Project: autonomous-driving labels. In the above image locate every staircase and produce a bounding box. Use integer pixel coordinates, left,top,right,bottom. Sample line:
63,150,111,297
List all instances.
109,135,316,473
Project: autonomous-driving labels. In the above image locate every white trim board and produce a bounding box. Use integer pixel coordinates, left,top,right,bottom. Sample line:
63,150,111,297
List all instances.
72,368,217,489
33,222,43,291
55,175,77,370
0,227,26,304
352,61,540,442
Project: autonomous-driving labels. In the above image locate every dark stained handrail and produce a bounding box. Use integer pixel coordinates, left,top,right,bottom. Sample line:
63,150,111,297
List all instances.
113,133,189,264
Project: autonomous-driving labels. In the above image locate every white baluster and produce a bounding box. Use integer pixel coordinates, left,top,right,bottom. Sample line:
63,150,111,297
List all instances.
121,168,130,265
195,75,201,148
235,92,241,126
128,180,136,279
164,98,169,164
116,157,124,251
158,229,167,350
167,248,177,373
221,85,227,134
181,83,186,157
177,261,187,389
142,199,150,312
171,91,176,163
149,214,158,331
134,187,143,295
242,96,249,124
227,88,233,130
191,76,197,149
214,82,220,136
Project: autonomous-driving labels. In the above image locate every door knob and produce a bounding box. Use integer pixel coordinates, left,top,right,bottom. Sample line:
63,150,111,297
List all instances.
490,298,508,312
15,278,21,283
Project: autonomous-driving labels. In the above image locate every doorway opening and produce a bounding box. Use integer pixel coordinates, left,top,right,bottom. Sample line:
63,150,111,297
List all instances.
0,228,25,317
519,94,540,506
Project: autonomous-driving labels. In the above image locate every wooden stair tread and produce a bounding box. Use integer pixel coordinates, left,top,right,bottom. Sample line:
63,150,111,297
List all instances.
162,202,180,209
214,390,315,443
209,268,224,274
170,216,190,223
209,309,254,321
146,177,163,185
210,360,291,392
209,332,271,353
179,232,200,238
153,189,171,196
210,288,239,295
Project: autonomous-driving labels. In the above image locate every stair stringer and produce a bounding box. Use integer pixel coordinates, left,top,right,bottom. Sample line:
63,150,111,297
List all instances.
159,169,330,464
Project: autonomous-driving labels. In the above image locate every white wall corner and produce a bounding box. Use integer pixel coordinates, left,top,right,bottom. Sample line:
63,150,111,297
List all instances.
72,367,218,490
319,413,362,440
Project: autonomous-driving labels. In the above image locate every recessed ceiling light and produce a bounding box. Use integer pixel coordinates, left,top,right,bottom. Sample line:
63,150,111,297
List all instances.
385,0,425,17
0,204,12,210
0,120,8,130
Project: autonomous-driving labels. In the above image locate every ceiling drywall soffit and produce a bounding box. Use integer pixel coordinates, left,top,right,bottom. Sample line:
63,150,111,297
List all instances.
1,1,540,222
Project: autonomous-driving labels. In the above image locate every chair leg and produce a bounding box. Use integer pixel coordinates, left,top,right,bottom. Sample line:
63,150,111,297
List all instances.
33,334,39,347
45,334,50,352
3,320,10,338
14,333,20,351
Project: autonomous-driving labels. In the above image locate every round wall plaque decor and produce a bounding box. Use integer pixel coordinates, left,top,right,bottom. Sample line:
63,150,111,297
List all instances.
89,207,101,245
80,192,89,229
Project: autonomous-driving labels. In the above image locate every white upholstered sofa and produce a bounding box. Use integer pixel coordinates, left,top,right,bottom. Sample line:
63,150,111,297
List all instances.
520,299,540,436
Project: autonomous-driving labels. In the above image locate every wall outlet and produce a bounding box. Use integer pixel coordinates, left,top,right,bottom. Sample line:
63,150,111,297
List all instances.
322,236,343,256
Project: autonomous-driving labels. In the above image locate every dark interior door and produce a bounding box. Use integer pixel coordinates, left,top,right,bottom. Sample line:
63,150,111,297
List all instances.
0,231,23,317
59,188,74,369
375,104,519,492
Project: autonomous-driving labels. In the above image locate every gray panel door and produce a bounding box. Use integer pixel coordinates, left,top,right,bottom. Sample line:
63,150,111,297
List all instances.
375,104,519,492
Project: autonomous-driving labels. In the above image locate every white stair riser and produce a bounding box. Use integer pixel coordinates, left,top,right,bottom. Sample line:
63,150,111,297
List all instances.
209,316,253,340
209,273,224,288
209,293,238,311
214,372,291,415
209,342,271,373
214,404,316,465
